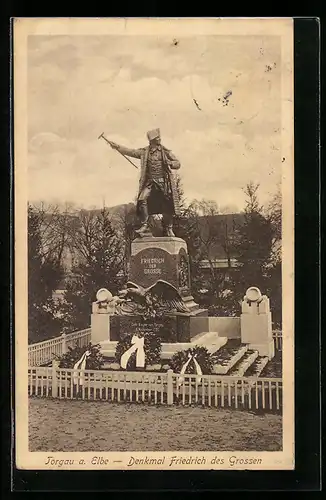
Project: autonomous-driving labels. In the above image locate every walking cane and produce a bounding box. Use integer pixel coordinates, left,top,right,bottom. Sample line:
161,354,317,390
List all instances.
98,132,139,169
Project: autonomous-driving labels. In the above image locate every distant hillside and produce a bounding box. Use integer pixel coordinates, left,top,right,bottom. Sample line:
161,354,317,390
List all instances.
85,202,135,218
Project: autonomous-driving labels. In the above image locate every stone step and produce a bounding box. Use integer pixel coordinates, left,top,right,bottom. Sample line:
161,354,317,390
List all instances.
228,350,259,377
246,356,269,377
100,335,228,361
101,341,196,359
190,332,228,355
212,345,248,375
190,330,212,344
100,341,118,359
191,330,221,345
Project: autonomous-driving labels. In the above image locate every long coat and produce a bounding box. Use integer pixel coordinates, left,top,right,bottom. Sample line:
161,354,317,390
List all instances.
115,144,181,216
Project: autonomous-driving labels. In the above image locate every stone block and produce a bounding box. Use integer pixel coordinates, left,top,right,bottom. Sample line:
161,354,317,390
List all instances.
241,312,273,344
175,313,210,342
91,313,111,343
208,317,241,338
189,316,209,336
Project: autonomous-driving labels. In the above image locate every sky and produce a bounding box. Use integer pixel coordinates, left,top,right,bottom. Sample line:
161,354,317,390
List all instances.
28,34,281,212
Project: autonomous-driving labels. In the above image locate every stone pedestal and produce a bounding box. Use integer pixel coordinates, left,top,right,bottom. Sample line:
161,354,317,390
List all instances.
129,236,205,313
91,299,116,343
91,312,111,343
240,288,275,359
91,236,210,345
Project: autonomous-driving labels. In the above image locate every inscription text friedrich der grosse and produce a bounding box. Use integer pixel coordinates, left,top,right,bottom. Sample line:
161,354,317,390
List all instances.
141,257,164,275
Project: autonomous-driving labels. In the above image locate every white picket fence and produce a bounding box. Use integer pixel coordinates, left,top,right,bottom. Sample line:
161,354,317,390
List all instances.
28,366,282,413
28,329,91,367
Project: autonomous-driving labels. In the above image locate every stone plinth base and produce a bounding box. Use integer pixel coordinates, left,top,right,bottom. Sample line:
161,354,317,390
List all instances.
109,310,208,343
91,312,242,345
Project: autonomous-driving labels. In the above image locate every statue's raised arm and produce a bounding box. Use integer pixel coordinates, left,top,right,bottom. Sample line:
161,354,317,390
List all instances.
109,141,143,160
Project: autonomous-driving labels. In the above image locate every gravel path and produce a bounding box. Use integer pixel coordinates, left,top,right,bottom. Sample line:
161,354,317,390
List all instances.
29,398,282,452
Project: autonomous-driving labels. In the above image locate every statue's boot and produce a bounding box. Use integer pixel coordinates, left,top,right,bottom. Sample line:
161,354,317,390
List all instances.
162,215,175,237
164,225,175,237
135,223,152,237
135,202,152,237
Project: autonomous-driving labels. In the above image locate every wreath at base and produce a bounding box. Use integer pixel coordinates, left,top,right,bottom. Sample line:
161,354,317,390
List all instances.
56,342,104,370
115,332,162,370
169,346,214,375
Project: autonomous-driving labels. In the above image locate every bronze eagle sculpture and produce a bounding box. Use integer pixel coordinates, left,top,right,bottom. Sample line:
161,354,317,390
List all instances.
117,279,190,316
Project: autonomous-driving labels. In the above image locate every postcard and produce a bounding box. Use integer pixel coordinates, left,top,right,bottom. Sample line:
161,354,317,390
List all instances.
14,17,294,470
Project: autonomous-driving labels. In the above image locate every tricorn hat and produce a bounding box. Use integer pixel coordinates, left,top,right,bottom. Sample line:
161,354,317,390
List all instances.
147,128,160,141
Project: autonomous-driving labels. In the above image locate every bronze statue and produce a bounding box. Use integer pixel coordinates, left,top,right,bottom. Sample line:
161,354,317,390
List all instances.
108,128,181,237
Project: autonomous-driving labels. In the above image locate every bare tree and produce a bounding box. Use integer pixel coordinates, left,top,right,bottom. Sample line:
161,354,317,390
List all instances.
187,199,230,298
28,201,78,274
112,203,138,278
28,205,65,342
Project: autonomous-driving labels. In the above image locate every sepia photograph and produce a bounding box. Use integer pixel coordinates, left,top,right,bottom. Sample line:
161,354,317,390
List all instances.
14,18,294,470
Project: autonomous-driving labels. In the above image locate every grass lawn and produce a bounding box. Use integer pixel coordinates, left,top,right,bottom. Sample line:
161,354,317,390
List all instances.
29,398,282,452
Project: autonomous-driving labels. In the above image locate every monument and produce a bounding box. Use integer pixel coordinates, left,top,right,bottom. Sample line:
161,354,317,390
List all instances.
94,128,208,343
93,128,275,363
109,234,208,342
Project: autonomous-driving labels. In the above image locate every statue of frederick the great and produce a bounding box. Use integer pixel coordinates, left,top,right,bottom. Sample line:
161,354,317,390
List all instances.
109,128,181,238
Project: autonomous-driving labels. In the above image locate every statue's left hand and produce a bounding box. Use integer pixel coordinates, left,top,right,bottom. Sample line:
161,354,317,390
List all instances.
169,160,181,170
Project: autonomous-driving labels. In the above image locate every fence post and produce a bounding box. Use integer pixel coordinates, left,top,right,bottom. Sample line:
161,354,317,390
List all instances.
52,359,59,397
61,333,67,354
167,369,173,405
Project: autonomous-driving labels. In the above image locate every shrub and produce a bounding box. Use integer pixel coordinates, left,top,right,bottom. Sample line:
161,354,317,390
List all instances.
57,342,104,370
115,332,162,371
170,346,214,375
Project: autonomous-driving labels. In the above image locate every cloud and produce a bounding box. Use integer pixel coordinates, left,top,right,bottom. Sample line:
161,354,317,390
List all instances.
29,132,75,153
28,34,282,210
